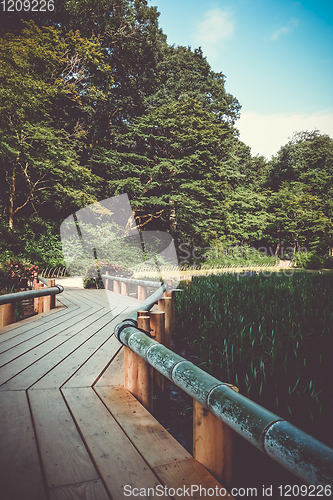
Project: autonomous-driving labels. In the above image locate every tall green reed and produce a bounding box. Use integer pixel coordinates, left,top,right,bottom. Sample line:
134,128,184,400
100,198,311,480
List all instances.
175,272,333,446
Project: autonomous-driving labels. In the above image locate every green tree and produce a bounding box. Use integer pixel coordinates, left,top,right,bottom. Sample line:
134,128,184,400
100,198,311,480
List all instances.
145,45,241,124
0,21,111,229
103,97,236,246
266,131,333,255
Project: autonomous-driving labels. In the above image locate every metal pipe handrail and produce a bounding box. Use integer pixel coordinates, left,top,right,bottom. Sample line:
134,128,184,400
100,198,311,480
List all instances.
0,284,64,305
38,275,49,285
100,274,164,288
114,311,333,486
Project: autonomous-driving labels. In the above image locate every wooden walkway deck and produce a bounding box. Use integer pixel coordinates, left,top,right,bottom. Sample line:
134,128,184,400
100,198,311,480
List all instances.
0,285,230,500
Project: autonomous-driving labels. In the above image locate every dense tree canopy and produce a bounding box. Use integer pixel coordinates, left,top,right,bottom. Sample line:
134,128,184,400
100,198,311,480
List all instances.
0,21,111,229
266,131,333,255
0,1,332,268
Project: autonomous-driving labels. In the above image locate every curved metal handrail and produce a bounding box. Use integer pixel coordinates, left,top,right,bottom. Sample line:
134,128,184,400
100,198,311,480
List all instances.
100,274,163,288
114,299,333,486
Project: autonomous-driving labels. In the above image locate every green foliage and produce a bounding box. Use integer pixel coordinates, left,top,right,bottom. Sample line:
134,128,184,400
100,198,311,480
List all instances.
145,45,241,124
0,258,39,292
0,21,108,228
266,131,333,255
83,261,133,288
293,251,323,270
175,273,333,446
203,245,276,267
1,6,332,272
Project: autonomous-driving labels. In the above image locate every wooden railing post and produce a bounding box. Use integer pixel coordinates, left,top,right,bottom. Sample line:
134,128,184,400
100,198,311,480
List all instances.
158,296,173,349
105,271,109,291
138,285,147,301
44,279,56,311
34,283,44,314
149,311,166,393
113,280,120,294
120,281,128,296
0,303,16,328
124,313,153,412
193,400,233,490
33,271,38,289
163,280,172,297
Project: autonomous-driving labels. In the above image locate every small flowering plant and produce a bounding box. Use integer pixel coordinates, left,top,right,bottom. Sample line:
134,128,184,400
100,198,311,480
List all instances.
2,260,39,291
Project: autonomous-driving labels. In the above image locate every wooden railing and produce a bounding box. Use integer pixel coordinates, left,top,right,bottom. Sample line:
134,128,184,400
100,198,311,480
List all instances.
101,273,172,301
0,274,64,328
112,279,333,489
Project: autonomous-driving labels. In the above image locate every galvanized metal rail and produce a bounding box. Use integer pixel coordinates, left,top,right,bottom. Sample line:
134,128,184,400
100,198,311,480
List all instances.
0,283,64,305
100,274,162,288
114,284,333,487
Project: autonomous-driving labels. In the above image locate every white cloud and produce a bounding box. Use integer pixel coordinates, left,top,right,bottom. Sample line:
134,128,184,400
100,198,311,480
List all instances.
195,9,234,58
271,17,299,40
236,111,333,159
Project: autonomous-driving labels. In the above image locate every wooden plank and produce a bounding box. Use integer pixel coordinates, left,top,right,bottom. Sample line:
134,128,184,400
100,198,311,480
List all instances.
153,459,235,500
0,292,130,390
31,314,121,390
95,386,191,468
94,346,124,387
0,299,74,349
49,479,110,500
0,390,47,500
62,387,164,500
0,307,116,390
63,335,123,388
0,304,107,368
28,389,99,489
0,290,90,353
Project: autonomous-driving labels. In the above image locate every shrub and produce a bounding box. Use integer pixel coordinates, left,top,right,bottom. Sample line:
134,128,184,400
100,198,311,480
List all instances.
0,259,39,293
83,261,133,288
322,255,333,269
293,251,323,269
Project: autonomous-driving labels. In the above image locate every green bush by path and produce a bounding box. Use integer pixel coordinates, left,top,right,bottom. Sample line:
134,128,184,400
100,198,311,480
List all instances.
175,272,333,446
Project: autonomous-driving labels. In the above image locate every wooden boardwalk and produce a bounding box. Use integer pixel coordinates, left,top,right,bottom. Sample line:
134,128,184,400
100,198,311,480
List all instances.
0,285,229,500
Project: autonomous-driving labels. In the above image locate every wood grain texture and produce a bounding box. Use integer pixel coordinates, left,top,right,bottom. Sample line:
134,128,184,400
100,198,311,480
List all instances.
29,389,99,489
193,400,233,490
30,311,118,390
0,299,75,352
95,386,191,468
62,387,162,500
0,305,103,368
0,308,112,390
64,336,122,388
49,479,110,500
153,459,235,500
0,391,47,500
0,287,230,500
94,346,124,387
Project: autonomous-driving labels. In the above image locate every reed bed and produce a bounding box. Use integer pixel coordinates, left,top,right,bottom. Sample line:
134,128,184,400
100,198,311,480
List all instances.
175,272,333,446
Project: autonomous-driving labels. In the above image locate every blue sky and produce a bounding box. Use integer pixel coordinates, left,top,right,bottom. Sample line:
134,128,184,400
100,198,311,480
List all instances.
150,0,333,158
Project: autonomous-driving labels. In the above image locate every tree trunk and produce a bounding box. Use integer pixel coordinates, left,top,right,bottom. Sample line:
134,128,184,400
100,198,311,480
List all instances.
8,166,16,230
124,210,136,236
275,242,280,266
169,200,177,240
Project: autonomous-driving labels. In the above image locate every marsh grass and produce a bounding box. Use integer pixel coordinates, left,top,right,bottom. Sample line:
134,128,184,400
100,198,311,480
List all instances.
175,272,333,446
